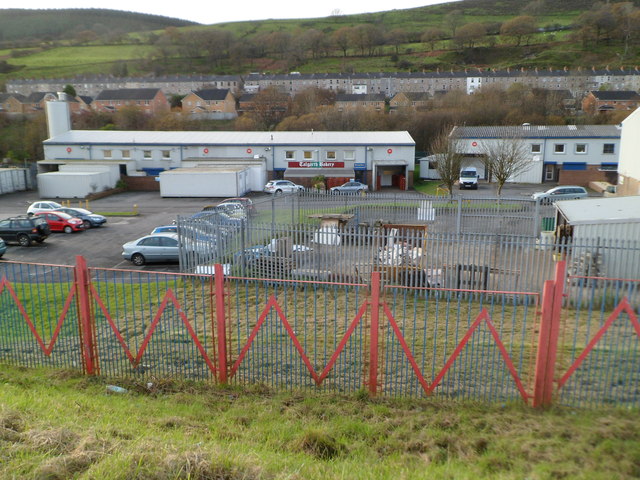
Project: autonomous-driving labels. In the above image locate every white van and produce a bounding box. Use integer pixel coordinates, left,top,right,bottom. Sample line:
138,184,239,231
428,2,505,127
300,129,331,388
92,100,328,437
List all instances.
459,167,479,190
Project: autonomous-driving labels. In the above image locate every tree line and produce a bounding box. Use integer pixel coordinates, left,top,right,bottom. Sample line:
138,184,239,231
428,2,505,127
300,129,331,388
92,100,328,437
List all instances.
0,82,629,166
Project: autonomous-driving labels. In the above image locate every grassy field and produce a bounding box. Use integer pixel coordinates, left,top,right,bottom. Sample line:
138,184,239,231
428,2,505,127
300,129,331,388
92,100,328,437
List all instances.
1,363,639,479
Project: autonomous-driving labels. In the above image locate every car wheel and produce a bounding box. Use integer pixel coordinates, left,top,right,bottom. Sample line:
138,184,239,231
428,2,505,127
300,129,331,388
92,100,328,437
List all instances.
17,234,31,247
131,253,145,266
63,226,73,234
275,189,282,195
83,220,91,229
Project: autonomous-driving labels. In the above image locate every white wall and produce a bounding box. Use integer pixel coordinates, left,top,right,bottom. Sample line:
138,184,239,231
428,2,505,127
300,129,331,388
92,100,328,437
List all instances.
37,171,111,198
59,164,120,186
619,107,640,182
159,168,248,197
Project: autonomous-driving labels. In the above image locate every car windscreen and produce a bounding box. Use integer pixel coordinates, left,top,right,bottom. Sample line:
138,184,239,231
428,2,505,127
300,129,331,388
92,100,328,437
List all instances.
460,171,476,177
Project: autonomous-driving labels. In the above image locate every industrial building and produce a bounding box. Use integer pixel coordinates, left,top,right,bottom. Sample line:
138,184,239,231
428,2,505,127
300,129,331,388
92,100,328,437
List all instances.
38,95,415,198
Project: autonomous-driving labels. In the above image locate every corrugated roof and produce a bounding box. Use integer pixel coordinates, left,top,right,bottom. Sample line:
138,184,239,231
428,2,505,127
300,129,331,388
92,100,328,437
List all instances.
44,130,415,146
556,196,640,225
452,125,621,139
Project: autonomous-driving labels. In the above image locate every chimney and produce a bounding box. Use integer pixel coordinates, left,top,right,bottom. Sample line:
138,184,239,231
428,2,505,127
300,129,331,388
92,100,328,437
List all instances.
45,93,72,139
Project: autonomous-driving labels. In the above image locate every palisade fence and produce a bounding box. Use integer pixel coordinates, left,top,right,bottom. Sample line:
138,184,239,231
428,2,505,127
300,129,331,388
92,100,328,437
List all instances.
0,257,639,407
249,192,556,236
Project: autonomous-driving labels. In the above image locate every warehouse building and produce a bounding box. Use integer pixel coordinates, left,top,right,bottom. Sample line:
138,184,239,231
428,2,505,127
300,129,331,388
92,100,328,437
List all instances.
39,95,415,198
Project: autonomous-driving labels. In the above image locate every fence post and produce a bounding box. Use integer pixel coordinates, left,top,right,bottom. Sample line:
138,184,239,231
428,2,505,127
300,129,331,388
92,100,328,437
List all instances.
456,196,462,234
533,260,566,407
368,271,381,395
214,263,228,384
75,255,99,375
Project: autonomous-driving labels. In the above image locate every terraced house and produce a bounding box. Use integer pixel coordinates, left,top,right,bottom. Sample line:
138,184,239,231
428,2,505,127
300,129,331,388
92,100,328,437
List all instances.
92,88,169,114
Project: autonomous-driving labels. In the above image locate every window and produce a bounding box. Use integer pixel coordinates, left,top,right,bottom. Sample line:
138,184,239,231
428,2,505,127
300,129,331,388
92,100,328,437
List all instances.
603,143,615,154
143,150,152,159
121,150,130,159
162,150,171,159
103,149,112,159
344,150,355,160
326,151,336,160
531,144,541,154
554,144,565,154
575,144,587,154
285,151,295,159
303,151,313,159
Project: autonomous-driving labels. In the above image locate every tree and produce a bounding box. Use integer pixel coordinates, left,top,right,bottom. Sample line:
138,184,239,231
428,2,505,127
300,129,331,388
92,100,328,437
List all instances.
444,9,464,37
480,136,531,196
421,28,446,51
387,28,408,55
63,84,76,98
500,15,537,46
429,127,465,198
453,22,487,49
332,27,353,57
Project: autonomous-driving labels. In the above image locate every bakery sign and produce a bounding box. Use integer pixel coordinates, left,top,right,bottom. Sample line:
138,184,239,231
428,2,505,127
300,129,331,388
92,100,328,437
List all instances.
288,161,345,168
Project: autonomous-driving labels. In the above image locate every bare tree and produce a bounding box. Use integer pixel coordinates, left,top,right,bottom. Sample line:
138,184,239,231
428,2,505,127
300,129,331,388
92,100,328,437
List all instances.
429,127,464,197
480,136,532,196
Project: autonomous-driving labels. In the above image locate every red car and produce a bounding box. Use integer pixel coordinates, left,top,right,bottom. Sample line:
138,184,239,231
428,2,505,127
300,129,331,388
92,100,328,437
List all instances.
34,211,85,233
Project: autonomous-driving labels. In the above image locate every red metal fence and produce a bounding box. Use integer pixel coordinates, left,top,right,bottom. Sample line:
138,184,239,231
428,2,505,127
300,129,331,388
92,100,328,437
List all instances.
1,256,638,407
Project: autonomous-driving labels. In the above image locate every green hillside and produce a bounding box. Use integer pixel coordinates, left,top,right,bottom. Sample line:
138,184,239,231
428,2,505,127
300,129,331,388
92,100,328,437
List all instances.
0,9,197,43
1,0,640,79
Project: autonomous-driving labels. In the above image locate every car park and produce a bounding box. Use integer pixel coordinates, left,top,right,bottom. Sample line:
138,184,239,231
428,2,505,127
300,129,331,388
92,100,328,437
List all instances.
531,186,588,203
263,180,305,194
27,201,63,216
55,207,107,228
34,211,85,233
0,215,51,246
330,181,369,194
0,238,6,258
122,233,180,266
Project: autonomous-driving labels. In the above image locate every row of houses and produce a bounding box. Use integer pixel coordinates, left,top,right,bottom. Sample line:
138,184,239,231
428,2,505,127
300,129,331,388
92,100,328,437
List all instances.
8,68,640,99
2,88,638,117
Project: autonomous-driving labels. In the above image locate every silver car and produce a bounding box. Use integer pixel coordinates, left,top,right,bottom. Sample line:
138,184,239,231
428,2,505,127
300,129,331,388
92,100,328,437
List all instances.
122,233,180,266
532,186,588,203
330,181,369,194
264,180,305,194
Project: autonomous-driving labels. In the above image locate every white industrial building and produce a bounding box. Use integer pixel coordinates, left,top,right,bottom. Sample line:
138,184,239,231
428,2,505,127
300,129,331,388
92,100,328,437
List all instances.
451,125,621,185
38,95,415,198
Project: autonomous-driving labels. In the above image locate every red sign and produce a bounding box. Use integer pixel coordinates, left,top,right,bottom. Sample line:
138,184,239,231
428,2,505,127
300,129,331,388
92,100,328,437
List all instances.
387,148,393,154
246,148,252,154
471,141,478,147
288,161,345,168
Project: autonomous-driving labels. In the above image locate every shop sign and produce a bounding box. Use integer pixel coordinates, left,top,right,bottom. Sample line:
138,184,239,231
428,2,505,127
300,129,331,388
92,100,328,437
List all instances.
288,161,345,168
354,163,367,170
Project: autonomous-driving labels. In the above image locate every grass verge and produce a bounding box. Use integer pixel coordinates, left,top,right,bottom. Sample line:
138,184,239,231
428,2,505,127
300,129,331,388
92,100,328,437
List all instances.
1,364,639,479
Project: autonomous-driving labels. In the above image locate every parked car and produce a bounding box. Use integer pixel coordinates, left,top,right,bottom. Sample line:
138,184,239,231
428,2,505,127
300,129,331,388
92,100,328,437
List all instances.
34,211,85,233
459,167,479,190
330,181,369,194
264,180,305,194
0,237,6,258
0,215,51,246
27,201,63,216
202,197,256,216
122,233,180,266
150,225,178,235
54,207,107,228
532,186,588,203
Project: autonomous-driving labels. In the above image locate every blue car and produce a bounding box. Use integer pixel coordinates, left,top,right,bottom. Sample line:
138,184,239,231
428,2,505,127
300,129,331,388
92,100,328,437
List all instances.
55,207,107,228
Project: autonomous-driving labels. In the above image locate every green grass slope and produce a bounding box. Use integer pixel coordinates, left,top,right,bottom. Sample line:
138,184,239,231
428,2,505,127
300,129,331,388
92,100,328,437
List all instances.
1,364,639,479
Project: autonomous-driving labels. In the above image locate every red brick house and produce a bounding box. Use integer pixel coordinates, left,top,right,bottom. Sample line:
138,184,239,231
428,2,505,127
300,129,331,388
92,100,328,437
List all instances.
181,89,236,114
93,88,169,114
582,90,640,114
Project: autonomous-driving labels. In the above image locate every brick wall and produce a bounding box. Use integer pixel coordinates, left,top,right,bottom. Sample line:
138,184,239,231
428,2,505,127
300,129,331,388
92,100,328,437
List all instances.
558,165,617,187
123,175,160,191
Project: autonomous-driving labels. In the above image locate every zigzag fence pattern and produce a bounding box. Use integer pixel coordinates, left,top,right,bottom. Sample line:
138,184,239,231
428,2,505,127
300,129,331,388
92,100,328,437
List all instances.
1,258,639,407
